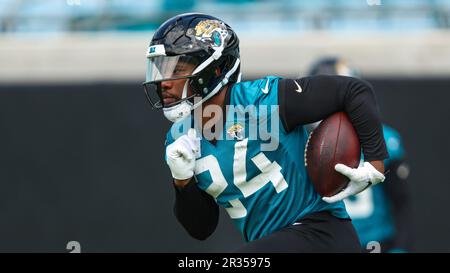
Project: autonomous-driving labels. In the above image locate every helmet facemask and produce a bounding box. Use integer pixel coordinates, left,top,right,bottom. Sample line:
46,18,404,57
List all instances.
144,48,240,123
143,14,241,123
143,54,201,110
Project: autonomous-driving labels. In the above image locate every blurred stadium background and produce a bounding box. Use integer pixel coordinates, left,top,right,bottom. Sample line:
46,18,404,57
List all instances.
0,0,449,252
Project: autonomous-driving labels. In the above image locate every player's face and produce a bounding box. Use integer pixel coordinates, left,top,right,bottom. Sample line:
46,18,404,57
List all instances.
160,62,196,106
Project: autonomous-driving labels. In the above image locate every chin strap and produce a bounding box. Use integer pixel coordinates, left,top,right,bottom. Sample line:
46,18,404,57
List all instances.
163,80,192,122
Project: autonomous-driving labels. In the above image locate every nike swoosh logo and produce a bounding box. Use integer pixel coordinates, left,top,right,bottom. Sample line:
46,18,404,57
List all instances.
294,80,302,93
261,79,269,94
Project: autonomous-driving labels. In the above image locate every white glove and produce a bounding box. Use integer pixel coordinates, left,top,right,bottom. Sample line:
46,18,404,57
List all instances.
322,162,385,203
165,128,201,180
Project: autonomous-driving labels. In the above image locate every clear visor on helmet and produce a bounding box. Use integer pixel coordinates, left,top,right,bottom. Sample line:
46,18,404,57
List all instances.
145,55,200,83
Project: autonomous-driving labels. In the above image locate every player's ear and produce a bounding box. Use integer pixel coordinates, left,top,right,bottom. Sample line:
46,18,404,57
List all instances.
215,67,221,76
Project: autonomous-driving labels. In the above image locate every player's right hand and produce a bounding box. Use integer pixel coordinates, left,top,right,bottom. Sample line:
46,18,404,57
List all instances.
165,128,201,180
322,162,385,203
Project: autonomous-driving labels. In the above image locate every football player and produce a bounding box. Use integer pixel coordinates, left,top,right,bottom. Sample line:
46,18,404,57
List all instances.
143,13,388,252
308,57,413,252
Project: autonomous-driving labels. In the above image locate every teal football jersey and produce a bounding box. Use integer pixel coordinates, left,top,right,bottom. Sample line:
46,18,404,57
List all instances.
344,124,405,246
166,76,348,242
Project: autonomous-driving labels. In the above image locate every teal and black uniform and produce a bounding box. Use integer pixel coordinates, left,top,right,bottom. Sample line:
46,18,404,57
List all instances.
167,76,347,242
170,75,389,252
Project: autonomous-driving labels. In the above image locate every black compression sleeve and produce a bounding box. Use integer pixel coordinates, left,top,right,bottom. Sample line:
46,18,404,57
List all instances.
173,179,219,240
278,75,388,161
384,160,414,251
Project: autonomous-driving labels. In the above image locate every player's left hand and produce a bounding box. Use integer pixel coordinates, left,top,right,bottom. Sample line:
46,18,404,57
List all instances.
322,162,385,203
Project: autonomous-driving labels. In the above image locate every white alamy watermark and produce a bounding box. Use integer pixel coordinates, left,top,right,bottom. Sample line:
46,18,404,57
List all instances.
66,241,81,253
366,241,381,253
66,0,81,6
367,0,381,6
169,97,280,151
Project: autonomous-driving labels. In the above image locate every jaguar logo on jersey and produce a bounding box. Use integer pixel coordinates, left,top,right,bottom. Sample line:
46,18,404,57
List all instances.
227,123,244,141
194,19,228,48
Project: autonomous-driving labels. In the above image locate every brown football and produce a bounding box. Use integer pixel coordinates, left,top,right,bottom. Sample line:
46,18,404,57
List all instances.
304,112,361,197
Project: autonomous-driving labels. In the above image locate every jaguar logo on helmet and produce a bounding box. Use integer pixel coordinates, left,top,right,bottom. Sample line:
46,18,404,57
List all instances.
194,19,229,48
